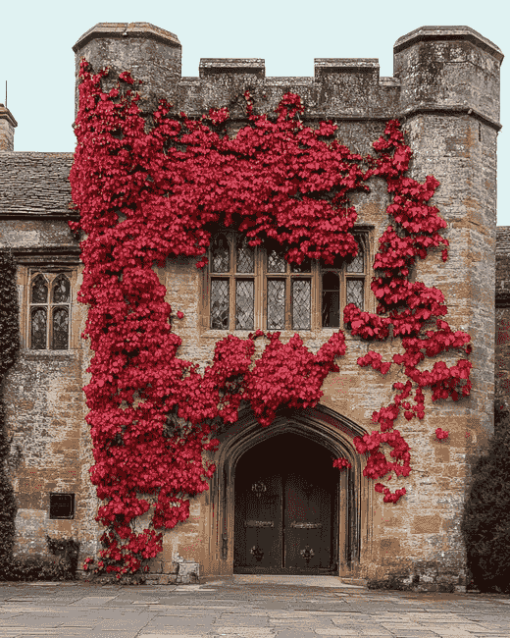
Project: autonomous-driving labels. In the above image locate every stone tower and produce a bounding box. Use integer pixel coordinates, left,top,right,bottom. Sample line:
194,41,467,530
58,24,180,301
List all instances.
72,22,182,117
394,26,503,439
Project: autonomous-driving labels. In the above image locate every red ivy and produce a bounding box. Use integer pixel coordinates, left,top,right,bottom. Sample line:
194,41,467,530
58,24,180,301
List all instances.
70,60,472,576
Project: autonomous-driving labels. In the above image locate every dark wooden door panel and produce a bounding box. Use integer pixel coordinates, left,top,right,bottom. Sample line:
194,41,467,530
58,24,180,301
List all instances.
284,470,333,571
234,433,337,575
234,473,283,569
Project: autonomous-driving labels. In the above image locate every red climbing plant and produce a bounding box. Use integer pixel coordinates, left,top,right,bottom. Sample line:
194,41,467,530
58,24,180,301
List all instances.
70,59,471,577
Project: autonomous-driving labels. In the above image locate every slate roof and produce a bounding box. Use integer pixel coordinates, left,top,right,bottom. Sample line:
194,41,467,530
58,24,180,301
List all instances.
0,152,75,217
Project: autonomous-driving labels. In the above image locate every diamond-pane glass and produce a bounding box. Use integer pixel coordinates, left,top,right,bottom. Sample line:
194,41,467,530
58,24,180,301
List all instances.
291,257,311,273
236,280,254,330
236,237,254,273
31,308,47,349
31,275,48,303
267,280,285,330
346,243,364,273
53,308,69,350
322,272,340,328
211,235,230,273
346,279,364,309
267,248,286,273
53,275,70,303
292,279,311,330
211,279,229,329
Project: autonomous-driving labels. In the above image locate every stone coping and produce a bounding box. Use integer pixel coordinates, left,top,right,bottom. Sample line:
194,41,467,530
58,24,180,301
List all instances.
0,104,17,127
73,22,181,52
394,25,503,61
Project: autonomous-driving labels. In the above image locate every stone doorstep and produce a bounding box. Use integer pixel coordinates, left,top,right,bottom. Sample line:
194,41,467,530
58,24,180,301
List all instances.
337,578,368,587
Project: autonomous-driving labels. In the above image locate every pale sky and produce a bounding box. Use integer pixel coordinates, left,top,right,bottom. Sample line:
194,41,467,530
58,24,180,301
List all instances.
1,0,507,224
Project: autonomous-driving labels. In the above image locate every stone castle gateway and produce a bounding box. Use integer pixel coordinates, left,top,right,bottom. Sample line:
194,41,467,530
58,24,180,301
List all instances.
0,23,508,587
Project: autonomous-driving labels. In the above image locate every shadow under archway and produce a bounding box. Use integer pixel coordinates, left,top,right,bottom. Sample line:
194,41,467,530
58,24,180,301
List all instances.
234,432,339,574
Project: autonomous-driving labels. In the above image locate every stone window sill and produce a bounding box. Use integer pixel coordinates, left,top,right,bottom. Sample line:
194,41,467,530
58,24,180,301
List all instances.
21,349,77,360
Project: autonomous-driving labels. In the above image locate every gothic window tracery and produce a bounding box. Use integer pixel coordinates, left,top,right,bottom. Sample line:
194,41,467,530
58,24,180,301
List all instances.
29,273,71,350
207,231,368,332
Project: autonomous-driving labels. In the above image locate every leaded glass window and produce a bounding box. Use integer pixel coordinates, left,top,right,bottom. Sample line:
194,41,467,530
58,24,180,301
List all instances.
346,279,364,310
211,234,230,273
29,273,71,350
211,279,229,329
207,230,368,331
32,275,48,303
267,280,285,330
346,241,364,273
31,308,47,350
209,231,257,331
267,246,286,273
345,235,366,310
53,308,69,350
265,242,312,331
53,275,70,303
236,236,254,273
235,280,254,330
292,279,311,330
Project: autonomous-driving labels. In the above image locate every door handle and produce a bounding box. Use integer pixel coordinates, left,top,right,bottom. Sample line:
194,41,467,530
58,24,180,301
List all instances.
244,520,274,528
290,521,322,529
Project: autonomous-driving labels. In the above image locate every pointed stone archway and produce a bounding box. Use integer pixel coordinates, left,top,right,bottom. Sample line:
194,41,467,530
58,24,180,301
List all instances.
201,405,373,579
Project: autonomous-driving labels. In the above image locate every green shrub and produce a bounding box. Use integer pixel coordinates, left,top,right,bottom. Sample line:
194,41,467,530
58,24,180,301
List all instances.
45,535,80,578
461,425,510,593
0,250,20,571
0,535,81,582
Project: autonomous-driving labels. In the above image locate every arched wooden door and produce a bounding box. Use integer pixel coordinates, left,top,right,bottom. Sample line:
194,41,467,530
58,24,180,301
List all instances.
234,432,339,574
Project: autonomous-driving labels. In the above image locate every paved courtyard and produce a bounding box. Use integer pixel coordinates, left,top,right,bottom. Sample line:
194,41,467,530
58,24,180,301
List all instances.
0,575,508,638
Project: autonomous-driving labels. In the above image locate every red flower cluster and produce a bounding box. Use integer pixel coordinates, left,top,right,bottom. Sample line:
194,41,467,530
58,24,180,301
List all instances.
354,429,411,480
70,60,471,573
435,428,450,440
332,458,352,472
375,483,407,503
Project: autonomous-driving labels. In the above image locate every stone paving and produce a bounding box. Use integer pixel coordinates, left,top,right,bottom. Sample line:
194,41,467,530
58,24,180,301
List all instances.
0,575,508,638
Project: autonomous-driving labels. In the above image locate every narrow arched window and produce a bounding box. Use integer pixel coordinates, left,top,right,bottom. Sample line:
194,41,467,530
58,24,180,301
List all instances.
30,275,49,349
52,275,70,303
32,274,48,304
29,273,71,350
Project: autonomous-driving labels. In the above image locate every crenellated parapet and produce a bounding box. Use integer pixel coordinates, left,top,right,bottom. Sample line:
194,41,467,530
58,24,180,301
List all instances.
72,23,503,130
